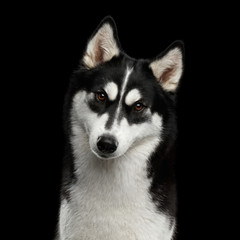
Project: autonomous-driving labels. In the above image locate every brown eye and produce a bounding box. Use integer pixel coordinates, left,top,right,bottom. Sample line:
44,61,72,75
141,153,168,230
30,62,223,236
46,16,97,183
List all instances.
96,92,106,102
134,102,144,112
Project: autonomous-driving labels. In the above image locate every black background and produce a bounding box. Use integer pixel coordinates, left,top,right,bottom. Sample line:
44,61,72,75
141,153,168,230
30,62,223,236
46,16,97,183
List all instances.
6,3,237,240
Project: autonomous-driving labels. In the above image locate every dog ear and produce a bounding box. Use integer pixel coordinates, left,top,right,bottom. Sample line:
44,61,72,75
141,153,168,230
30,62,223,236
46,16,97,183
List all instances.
149,41,184,92
82,16,121,69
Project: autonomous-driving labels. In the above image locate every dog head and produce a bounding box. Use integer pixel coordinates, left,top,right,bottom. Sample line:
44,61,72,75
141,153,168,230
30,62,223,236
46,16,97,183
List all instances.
68,17,184,160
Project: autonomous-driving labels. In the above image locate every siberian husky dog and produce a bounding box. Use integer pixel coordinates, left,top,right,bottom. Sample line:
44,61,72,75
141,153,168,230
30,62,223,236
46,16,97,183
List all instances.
56,16,184,240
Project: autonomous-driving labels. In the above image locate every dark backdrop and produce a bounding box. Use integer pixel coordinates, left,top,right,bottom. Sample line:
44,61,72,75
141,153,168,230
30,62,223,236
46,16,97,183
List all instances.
8,4,236,240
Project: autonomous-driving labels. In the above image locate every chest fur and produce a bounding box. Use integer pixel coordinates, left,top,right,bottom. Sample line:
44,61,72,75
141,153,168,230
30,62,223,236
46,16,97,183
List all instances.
59,154,175,240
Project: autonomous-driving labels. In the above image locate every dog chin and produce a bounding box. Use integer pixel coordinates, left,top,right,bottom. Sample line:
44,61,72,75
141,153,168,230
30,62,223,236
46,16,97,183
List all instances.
91,148,122,160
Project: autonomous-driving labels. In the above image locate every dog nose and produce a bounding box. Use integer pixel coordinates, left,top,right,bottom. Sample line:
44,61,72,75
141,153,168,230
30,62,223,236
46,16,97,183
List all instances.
97,135,118,154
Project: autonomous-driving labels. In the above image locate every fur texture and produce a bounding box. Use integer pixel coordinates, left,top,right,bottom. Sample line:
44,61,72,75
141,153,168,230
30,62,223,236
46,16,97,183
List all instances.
56,16,184,240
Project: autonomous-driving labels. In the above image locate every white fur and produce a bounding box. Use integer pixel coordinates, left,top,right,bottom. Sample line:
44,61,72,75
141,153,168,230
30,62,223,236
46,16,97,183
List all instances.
104,81,118,101
150,47,183,92
114,67,133,118
120,67,133,100
125,88,142,106
60,119,174,239
58,84,175,239
58,65,176,239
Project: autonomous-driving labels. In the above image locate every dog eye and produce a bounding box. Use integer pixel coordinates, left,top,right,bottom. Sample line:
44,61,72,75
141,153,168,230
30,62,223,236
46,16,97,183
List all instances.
96,91,106,103
134,102,145,112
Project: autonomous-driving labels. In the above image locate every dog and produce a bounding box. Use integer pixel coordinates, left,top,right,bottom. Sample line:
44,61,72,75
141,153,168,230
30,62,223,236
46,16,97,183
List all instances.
56,16,184,240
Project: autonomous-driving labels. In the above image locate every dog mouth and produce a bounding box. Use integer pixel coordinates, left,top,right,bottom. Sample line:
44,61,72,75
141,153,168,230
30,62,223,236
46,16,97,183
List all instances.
91,147,119,160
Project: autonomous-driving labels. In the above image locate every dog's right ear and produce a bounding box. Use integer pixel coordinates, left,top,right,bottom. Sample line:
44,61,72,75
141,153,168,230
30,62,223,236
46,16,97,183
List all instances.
82,16,121,69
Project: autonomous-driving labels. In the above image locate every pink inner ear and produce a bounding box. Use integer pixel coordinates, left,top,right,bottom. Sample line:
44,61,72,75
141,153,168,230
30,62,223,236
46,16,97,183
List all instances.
150,46,183,92
94,39,104,64
160,66,177,84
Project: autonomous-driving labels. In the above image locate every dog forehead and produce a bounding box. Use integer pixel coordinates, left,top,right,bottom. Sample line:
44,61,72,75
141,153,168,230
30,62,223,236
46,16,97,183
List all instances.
102,64,153,107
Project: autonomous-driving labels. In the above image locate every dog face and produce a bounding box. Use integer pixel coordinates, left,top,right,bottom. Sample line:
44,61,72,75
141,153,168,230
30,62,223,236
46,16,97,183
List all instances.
68,17,183,160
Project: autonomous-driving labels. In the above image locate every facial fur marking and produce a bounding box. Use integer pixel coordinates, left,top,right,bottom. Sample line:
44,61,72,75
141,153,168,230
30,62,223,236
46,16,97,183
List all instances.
120,67,133,100
104,68,133,130
125,89,142,106
115,67,133,118
103,81,118,101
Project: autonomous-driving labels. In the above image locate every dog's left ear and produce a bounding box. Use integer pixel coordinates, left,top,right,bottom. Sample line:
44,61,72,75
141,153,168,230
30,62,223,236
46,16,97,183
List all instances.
82,16,121,69
149,41,184,92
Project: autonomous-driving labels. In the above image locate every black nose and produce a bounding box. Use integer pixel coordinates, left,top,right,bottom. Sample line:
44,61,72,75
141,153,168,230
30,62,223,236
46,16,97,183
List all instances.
97,135,118,154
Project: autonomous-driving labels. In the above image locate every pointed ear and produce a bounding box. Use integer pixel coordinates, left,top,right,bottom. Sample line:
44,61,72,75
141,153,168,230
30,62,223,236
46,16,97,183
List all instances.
82,17,121,69
149,41,184,92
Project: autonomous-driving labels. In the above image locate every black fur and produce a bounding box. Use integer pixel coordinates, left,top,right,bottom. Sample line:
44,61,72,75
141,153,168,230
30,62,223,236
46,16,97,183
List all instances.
59,16,184,238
